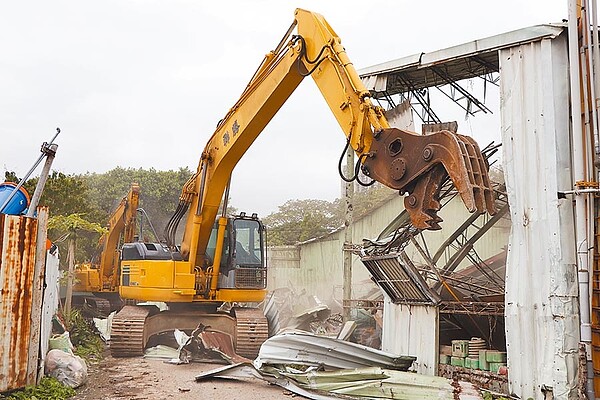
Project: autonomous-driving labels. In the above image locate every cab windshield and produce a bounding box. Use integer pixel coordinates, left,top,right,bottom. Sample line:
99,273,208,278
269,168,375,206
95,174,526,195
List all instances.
233,218,263,266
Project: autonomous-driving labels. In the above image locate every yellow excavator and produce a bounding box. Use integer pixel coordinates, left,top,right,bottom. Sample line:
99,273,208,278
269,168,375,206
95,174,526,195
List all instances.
111,9,495,358
73,183,140,315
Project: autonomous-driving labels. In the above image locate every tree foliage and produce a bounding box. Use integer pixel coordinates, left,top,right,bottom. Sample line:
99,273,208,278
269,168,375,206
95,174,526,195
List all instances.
3,167,192,263
81,166,192,241
48,213,107,238
348,184,397,218
264,184,398,246
5,171,98,219
263,199,342,246
5,171,105,261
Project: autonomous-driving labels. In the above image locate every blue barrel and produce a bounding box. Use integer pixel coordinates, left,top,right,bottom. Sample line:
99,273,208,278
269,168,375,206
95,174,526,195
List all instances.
0,182,30,215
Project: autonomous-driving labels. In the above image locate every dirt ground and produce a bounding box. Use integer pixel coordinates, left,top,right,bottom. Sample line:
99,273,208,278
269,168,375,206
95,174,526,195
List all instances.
73,351,289,400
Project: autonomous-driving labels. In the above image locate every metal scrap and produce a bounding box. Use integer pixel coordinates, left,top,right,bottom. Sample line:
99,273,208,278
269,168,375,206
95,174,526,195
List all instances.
254,330,415,371
179,323,250,364
195,363,483,400
264,288,334,335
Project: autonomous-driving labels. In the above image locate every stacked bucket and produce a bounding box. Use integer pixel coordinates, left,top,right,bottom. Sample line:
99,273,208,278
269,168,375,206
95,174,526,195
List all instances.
442,337,507,373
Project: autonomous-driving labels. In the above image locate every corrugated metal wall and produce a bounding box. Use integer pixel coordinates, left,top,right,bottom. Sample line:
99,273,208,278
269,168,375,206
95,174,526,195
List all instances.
381,301,438,375
0,210,48,391
500,33,578,399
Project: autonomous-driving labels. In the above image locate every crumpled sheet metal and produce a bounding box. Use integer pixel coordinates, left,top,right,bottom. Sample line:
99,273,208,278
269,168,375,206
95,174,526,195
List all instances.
179,324,250,364
195,363,483,400
285,367,483,400
144,344,180,360
195,363,338,400
254,330,415,371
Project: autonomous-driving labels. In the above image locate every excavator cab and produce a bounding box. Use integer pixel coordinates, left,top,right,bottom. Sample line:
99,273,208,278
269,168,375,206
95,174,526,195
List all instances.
208,214,267,291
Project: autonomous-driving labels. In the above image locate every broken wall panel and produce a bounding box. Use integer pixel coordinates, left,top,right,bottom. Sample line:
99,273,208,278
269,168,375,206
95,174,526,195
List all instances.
381,300,438,375
0,214,41,391
500,32,578,399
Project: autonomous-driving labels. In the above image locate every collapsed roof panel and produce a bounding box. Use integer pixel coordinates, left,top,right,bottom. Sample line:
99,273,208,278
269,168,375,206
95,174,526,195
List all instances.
360,254,441,305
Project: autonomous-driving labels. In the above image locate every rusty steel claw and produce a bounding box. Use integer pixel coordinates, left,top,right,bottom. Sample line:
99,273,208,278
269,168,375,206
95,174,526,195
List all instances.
361,128,496,230
403,165,446,230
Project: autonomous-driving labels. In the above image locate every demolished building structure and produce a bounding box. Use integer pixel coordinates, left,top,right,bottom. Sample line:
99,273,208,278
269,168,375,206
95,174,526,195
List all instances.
268,14,600,399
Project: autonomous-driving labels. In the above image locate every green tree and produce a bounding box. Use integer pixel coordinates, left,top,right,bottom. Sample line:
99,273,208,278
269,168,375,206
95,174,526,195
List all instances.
263,199,342,245
347,183,397,219
264,184,398,246
80,167,193,241
4,170,104,261
5,170,98,216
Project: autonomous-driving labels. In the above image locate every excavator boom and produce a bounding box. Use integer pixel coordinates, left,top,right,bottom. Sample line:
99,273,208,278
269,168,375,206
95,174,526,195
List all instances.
175,8,495,268
73,183,140,314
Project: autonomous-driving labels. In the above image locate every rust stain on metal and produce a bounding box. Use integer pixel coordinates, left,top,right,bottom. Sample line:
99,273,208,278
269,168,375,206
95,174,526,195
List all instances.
0,214,39,392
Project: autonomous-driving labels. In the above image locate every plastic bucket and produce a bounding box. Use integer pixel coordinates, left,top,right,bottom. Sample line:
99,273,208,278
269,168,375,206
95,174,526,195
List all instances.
0,182,30,215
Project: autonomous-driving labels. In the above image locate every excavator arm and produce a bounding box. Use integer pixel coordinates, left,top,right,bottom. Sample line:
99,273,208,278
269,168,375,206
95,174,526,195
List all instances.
171,8,495,269
98,183,140,291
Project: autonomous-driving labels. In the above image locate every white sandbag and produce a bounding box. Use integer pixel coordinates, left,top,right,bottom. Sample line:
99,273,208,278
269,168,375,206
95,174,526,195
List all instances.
45,349,88,388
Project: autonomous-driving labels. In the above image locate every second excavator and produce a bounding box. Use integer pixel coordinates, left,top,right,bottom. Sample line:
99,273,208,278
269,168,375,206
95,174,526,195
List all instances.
73,183,140,315
111,9,495,358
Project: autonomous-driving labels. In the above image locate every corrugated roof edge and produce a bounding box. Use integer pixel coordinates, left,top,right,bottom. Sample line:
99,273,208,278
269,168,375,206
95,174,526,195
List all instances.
358,23,566,78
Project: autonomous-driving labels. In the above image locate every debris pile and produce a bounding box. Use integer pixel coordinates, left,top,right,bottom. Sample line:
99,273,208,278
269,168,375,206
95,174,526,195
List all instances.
192,327,482,399
263,286,383,348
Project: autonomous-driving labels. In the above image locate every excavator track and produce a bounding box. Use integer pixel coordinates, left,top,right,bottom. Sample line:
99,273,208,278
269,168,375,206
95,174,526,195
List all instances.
110,305,150,357
234,308,269,359
73,295,111,317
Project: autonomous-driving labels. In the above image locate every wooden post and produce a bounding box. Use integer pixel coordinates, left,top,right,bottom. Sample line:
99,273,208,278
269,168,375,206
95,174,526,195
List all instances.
28,208,48,384
64,236,75,314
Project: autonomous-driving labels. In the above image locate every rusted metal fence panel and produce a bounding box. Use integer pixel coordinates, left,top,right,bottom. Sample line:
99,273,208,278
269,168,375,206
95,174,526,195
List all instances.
0,211,47,392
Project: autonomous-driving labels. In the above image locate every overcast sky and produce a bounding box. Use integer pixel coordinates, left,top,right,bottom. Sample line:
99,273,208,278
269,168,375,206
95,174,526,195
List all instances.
0,0,567,216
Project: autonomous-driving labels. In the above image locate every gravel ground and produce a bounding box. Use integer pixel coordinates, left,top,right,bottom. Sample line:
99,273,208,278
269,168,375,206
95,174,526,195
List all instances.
73,351,289,400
